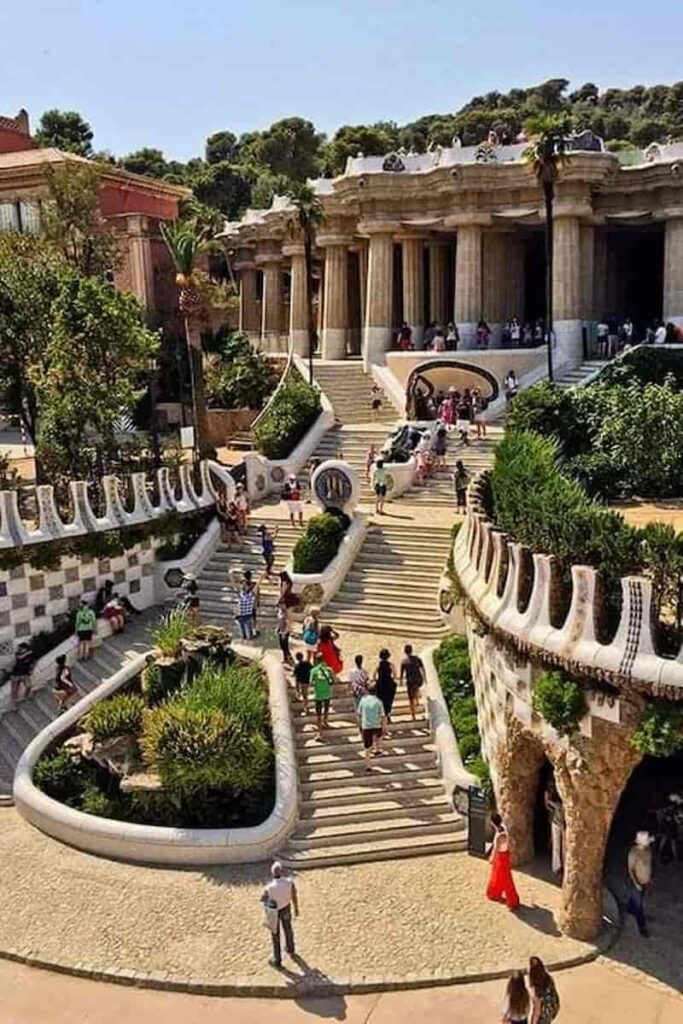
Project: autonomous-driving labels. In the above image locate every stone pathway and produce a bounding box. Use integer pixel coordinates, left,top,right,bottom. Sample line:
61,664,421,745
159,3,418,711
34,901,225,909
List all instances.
0,958,680,1024
0,809,599,986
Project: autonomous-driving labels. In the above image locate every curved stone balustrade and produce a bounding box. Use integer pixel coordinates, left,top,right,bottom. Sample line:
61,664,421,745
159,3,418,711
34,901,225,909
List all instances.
0,460,228,551
450,475,683,701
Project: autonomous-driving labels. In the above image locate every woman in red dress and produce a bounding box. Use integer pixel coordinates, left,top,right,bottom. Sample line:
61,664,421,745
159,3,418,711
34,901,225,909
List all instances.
318,625,343,677
486,813,520,910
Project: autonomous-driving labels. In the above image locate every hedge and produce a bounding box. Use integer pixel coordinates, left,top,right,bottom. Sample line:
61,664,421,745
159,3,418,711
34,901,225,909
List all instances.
433,635,491,794
292,512,345,573
252,378,321,460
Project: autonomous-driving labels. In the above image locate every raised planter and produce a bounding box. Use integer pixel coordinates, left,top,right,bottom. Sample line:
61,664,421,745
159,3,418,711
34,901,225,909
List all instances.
13,645,298,865
287,514,367,607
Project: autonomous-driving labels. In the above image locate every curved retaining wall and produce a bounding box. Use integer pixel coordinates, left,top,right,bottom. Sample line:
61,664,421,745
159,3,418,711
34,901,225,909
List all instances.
13,646,298,865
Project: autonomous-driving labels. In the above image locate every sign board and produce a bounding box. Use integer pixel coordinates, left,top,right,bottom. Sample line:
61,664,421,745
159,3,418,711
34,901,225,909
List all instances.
467,785,489,858
180,426,195,450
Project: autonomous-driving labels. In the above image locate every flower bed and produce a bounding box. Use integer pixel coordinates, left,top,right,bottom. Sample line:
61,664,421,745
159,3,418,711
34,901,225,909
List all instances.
33,614,275,829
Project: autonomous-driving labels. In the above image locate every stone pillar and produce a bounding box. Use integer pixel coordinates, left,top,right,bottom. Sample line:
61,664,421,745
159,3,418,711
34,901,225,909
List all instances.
553,216,583,369
321,241,350,360
593,228,607,319
580,223,595,322
401,236,426,346
258,255,283,353
494,719,546,866
454,224,483,348
126,215,155,311
428,241,449,325
283,243,309,356
236,261,260,340
553,712,642,940
358,245,368,325
483,231,508,347
362,230,395,367
664,215,683,325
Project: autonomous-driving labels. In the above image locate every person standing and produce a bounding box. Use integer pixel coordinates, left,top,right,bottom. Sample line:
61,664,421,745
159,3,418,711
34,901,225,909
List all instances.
433,424,448,469
374,648,398,734
471,387,487,438
293,652,311,714
544,782,565,878
10,642,35,707
257,523,278,579
357,685,386,769
53,655,78,713
235,580,257,640
400,643,426,720
500,971,531,1023
276,600,293,667
653,319,667,345
74,598,96,661
504,370,518,403
446,322,459,350
318,624,343,678
261,861,299,969
454,459,470,511
348,653,369,708
301,606,320,663
455,392,471,445
282,476,304,528
528,957,560,1023
310,651,334,736
486,813,520,910
365,443,377,483
372,458,389,516
625,830,653,937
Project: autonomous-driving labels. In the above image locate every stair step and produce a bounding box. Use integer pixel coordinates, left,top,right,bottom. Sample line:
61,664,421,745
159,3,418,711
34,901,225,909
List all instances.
297,725,430,748
299,751,436,781
300,773,444,803
300,791,451,823
289,810,460,848
279,831,466,868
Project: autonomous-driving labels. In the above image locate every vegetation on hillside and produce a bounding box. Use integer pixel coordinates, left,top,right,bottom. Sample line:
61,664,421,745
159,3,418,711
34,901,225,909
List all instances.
36,80,683,221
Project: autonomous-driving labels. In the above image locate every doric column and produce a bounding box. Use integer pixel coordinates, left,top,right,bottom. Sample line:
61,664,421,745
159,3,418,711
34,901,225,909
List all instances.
125,215,155,311
401,236,426,346
454,223,484,348
235,249,260,339
361,227,396,367
664,214,683,325
483,231,508,347
553,215,583,368
257,249,283,353
282,242,309,357
427,241,448,325
319,239,350,360
580,223,595,322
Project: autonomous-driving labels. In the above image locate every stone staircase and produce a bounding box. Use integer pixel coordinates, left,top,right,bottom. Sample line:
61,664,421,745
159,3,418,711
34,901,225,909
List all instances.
403,431,501,506
554,359,609,389
0,617,153,799
279,678,466,868
313,361,398,425
324,522,452,638
199,519,300,639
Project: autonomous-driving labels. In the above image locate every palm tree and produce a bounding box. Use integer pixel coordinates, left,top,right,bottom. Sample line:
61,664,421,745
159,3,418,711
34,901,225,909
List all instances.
523,114,571,382
160,218,211,451
287,183,323,384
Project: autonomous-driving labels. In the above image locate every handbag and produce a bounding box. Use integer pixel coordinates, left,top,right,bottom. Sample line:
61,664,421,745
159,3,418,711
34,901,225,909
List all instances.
262,899,279,933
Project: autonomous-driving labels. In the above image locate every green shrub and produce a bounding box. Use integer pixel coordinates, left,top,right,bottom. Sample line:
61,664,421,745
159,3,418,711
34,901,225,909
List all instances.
632,702,683,758
33,749,97,806
82,693,145,741
253,378,322,459
204,332,277,410
433,635,483,766
292,512,345,573
469,754,493,799
140,660,187,705
80,784,127,819
532,670,586,736
182,663,268,733
141,704,272,794
152,609,194,658
597,346,683,389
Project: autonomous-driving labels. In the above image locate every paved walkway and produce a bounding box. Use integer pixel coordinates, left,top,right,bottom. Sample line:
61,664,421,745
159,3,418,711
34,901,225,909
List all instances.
0,957,679,1024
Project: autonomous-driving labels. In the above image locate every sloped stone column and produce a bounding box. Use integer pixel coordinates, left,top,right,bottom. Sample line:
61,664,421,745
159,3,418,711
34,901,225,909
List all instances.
455,224,483,348
553,215,583,368
283,243,309,357
258,254,283,353
664,214,683,325
552,711,642,940
321,241,350,360
237,263,260,339
493,718,546,866
362,229,395,367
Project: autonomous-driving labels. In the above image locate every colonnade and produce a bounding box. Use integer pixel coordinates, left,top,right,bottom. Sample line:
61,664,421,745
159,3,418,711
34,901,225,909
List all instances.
235,212,683,370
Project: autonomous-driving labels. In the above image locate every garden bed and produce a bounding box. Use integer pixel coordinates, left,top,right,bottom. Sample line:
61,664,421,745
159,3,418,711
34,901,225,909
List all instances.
32,614,275,829
432,634,490,794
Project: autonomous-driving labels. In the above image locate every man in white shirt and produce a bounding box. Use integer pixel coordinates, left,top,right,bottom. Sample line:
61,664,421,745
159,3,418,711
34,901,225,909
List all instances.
625,831,653,937
261,861,299,967
654,320,667,345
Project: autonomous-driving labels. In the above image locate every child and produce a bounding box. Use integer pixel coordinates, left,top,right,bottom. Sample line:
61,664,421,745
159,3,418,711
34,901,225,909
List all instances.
293,651,311,714
53,655,78,713
258,523,278,579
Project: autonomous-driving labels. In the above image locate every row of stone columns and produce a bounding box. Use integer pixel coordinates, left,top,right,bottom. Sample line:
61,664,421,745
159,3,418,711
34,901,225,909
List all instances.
237,214,683,364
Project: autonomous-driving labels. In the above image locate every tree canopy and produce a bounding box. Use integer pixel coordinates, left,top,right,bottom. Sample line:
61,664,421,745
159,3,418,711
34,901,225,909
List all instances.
37,80,683,223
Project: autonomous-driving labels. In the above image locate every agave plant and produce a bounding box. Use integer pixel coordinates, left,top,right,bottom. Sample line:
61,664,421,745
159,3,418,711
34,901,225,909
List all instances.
523,114,571,382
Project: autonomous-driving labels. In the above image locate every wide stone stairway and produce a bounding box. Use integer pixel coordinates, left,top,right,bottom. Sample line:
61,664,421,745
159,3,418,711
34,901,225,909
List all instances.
279,677,466,868
312,360,398,426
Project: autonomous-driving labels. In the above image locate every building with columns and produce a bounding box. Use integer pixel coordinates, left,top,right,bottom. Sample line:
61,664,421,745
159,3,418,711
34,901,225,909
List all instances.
0,109,189,331
222,136,683,374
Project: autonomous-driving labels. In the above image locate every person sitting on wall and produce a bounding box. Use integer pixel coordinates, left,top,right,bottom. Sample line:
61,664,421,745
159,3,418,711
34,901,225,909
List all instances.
102,593,126,633
95,579,139,618
423,321,438,349
397,321,414,350
445,322,459,350
504,370,519,403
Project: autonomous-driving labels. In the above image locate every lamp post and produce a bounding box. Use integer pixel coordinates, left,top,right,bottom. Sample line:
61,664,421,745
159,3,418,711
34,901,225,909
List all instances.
148,356,162,470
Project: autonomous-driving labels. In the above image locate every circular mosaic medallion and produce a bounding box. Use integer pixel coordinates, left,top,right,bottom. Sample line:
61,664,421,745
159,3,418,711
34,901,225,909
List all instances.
271,466,285,484
438,587,454,615
300,583,324,606
164,567,185,590
255,474,266,493
313,466,353,509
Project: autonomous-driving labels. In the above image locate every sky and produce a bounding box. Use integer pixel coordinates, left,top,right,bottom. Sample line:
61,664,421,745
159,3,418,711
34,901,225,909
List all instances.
1,0,682,162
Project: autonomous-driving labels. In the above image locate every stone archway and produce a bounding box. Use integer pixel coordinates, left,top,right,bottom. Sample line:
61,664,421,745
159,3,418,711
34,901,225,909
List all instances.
494,717,546,866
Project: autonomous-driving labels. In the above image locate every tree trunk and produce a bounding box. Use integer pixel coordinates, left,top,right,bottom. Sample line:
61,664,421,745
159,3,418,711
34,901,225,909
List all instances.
305,231,316,386
184,317,209,456
544,181,554,382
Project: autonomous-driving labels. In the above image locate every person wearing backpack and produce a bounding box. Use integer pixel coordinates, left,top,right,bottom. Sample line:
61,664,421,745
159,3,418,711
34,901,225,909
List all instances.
528,956,560,1023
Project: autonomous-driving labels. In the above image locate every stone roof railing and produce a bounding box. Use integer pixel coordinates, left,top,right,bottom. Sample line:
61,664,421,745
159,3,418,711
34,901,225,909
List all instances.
451,474,683,701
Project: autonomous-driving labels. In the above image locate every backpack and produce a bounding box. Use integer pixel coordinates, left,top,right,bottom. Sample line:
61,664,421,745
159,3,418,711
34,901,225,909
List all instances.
540,978,560,1022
